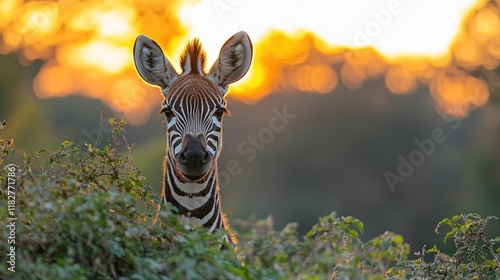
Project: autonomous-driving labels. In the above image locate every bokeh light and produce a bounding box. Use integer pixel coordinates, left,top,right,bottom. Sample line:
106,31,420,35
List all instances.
0,0,498,124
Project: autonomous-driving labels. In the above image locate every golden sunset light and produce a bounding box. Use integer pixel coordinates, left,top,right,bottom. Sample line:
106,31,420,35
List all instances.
2,2,500,275
180,0,477,57
0,0,499,124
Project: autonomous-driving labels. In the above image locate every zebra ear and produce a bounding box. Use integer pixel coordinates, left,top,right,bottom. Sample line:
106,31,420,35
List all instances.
133,35,178,94
209,31,253,94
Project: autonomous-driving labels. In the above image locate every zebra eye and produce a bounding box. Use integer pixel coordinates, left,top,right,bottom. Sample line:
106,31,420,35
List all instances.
214,108,228,119
160,106,174,119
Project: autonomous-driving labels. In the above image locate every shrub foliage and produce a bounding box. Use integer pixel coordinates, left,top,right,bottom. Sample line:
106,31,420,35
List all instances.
0,119,498,279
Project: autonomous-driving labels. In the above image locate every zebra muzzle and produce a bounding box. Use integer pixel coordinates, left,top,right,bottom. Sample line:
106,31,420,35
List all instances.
177,133,212,180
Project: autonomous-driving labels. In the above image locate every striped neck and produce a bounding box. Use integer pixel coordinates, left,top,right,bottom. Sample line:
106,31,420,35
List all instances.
162,154,225,233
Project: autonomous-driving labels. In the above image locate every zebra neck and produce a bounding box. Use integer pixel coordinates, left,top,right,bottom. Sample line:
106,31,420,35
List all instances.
163,155,224,232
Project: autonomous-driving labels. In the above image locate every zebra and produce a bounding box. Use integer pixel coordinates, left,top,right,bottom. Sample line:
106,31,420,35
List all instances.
133,31,253,244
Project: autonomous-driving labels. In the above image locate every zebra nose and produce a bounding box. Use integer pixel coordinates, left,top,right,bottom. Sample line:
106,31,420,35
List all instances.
177,134,212,179
178,134,210,162
178,148,209,165
202,149,211,164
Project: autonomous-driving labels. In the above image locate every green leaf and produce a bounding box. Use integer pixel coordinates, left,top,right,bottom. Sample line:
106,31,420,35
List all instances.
393,235,404,246
427,245,438,253
483,260,495,268
62,140,74,147
444,232,454,243
355,220,364,233
347,229,359,238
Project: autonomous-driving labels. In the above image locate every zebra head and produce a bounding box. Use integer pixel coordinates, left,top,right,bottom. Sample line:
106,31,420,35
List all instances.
133,32,253,181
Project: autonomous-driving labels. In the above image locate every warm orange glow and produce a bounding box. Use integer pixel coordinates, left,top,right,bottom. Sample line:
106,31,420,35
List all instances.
0,0,499,123
455,39,482,70
0,0,186,125
309,65,338,94
77,41,130,74
286,64,338,94
340,61,366,90
385,67,417,95
431,74,489,116
35,64,74,97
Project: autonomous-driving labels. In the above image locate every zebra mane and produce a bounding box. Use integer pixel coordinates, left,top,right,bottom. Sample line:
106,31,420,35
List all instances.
180,38,207,75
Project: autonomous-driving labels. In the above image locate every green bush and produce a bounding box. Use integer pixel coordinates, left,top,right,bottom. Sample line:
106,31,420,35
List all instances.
0,119,498,279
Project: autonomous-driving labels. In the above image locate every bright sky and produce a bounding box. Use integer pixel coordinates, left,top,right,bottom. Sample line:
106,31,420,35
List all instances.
179,0,479,61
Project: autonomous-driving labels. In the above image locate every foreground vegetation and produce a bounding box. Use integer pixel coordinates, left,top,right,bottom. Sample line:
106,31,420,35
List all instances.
1,119,499,279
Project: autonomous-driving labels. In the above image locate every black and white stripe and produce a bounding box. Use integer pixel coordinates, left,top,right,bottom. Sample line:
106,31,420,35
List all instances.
164,76,225,159
161,75,229,237
163,156,225,233
133,31,253,245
